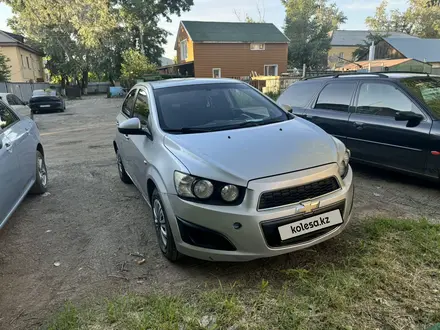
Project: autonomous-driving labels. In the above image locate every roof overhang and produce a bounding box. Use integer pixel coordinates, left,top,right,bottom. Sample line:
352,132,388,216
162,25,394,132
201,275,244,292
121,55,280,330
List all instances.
0,42,44,56
158,61,194,70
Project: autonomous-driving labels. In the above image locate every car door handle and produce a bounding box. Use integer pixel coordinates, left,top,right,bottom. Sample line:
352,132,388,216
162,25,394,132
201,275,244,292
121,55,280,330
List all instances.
353,122,364,129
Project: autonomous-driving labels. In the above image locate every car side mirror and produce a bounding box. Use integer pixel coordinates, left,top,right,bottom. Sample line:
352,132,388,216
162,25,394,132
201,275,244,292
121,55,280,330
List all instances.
395,111,423,122
118,118,153,139
281,104,293,113
118,118,143,135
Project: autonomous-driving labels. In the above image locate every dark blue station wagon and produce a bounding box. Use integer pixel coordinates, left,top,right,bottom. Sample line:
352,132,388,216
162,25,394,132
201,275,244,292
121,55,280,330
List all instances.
277,73,440,179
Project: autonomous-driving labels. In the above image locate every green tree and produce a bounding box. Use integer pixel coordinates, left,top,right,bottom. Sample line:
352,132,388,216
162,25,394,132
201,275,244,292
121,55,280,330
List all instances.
0,52,11,82
121,49,157,82
282,0,346,70
366,0,440,38
115,0,193,64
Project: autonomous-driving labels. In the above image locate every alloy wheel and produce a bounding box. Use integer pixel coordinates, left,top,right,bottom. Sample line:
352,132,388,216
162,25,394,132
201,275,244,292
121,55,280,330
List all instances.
153,199,167,250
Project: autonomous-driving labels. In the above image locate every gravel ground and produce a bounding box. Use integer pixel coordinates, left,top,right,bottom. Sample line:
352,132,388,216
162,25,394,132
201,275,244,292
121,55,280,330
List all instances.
1,95,440,329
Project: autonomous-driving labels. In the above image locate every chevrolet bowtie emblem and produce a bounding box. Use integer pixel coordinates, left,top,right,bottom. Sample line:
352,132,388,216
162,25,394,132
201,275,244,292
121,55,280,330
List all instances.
296,200,320,214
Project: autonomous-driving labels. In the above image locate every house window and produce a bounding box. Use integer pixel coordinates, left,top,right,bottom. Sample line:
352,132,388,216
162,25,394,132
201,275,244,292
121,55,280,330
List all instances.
180,39,188,61
26,57,30,68
21,55,25,67
250,43,265,51
264,64,278,76
212,68,221,78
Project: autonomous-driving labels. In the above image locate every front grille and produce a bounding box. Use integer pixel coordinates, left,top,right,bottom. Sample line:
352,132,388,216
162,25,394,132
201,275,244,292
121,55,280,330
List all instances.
261,201,345,247
258,177,340,210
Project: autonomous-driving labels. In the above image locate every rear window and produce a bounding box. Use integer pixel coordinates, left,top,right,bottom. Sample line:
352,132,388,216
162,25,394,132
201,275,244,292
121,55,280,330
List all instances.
401,77,440,118
30,96,60,102
277,81,323,108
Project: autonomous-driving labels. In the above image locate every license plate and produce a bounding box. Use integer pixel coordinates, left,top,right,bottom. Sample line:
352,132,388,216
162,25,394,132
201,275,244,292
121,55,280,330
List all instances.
278,209,343,241
40,105,50,108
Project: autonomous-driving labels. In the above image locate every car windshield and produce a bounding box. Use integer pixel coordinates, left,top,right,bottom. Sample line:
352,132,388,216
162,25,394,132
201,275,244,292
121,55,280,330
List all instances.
401,77,440,118
154,83,289,133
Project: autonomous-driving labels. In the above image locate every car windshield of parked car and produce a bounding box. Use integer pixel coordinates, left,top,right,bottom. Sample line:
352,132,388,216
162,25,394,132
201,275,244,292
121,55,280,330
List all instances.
154,83,289,133
401,77,440,118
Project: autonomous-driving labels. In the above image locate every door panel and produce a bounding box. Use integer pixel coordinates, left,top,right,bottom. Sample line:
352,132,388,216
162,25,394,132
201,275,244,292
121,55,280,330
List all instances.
116,89,138,177
0,131,22,226
347,81,431,174
302,81,357,143
128,88,152,195
13,118,37,188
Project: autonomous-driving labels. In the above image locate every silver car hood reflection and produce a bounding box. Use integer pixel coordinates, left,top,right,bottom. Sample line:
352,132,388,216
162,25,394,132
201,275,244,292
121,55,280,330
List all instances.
164,118,337,186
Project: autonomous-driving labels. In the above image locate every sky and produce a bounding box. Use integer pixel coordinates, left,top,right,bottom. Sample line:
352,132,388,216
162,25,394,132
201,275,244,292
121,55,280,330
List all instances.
0,0,408,59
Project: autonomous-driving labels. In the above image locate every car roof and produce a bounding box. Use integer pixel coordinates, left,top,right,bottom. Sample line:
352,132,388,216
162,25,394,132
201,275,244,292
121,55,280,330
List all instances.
300,72,439,82
138,78,244,90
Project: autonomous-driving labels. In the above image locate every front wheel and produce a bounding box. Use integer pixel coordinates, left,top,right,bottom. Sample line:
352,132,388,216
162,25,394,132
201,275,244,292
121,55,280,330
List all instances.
117,150,132,184
151,189,181,262
30,150,48,194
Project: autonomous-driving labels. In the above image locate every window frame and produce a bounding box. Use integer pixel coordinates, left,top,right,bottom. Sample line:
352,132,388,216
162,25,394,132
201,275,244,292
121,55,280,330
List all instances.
250,43,265,51
264,64,278,76
122,88,138,118
278,81,325,109
180,39,188,61
132,87,151,128
0,102,20,132
312,81,358,113
212,68,221,78
353,80,428,120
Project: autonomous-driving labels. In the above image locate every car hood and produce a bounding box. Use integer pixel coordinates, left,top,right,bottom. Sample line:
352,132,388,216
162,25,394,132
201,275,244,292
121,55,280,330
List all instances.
164,118,338,186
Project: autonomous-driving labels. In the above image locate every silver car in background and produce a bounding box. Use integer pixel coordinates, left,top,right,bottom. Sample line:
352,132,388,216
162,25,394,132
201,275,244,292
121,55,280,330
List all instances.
0,100,48,229
114,79,354,262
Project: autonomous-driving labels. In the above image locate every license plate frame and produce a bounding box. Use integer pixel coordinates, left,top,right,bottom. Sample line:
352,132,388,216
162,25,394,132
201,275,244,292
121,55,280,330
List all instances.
278,209,343,241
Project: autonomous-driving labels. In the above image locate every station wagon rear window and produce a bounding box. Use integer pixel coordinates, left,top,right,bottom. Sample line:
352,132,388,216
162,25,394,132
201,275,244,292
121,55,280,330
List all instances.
401,77,440,118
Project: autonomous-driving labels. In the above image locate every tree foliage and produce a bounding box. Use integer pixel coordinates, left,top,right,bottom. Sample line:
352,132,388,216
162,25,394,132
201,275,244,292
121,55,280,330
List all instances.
0,52,11,82
282,0,346,70
366,0,440,38
1,0,193,87
121,49,157,81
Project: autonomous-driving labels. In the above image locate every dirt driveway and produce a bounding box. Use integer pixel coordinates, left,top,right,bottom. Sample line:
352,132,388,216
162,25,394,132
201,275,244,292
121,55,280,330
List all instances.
1,96,440,329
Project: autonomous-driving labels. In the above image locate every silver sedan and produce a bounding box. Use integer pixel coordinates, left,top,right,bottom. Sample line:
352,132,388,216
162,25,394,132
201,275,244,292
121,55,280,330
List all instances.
114,79,354,262
0,100,48,228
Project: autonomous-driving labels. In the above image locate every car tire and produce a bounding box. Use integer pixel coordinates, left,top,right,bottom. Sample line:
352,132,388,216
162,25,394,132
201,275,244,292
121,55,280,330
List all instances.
30,150,48,194
151,188,181,262
116,150,132,184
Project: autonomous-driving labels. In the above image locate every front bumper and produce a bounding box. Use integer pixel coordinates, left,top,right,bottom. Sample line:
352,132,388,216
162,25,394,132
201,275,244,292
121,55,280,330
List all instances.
161,163,354,261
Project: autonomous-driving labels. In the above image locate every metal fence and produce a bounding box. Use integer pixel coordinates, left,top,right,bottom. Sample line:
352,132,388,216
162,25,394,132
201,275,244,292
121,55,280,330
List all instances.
0,82,50,102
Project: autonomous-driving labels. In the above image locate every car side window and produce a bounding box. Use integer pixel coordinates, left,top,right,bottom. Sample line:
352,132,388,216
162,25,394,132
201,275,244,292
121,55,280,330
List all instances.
122,89,137,117
0,102,19,131
356,83,421,117
133,89,150,126
6,94,17,106
314,82,356,112
278,81,323,108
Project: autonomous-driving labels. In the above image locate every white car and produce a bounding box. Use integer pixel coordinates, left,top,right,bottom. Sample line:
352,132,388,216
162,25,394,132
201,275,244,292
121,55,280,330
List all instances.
0,93,32,117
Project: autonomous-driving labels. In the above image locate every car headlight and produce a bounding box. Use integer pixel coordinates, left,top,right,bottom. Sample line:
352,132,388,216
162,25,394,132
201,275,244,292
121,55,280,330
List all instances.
338,149,351,179
221,185,239,202
174,171,244,204
193,179,214,199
